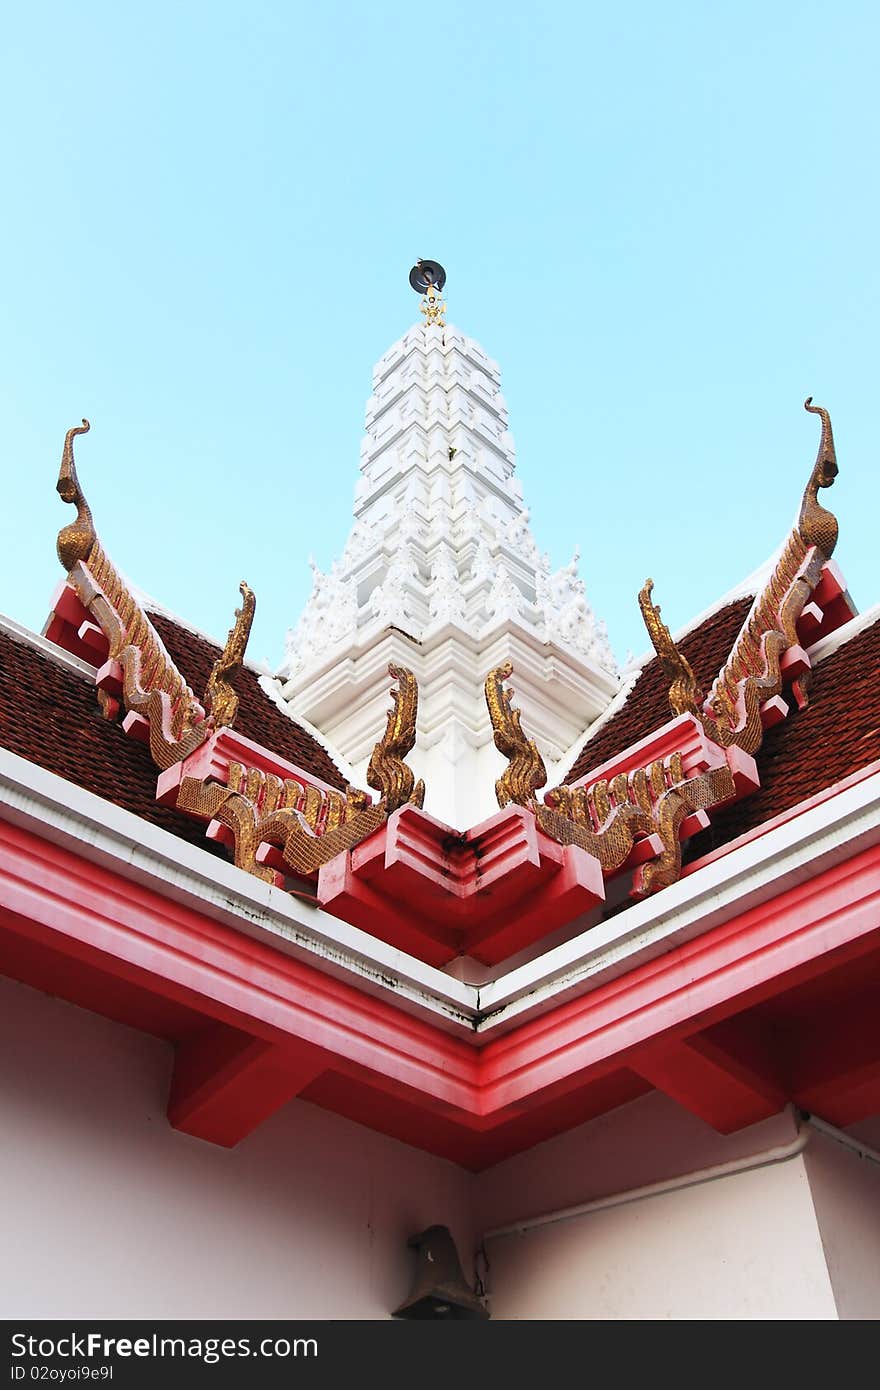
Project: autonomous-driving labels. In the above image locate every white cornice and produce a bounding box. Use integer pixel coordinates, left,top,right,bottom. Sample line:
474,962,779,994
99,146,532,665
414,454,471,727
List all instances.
1,612,97,682
808,603,880,664
2,746,878,1043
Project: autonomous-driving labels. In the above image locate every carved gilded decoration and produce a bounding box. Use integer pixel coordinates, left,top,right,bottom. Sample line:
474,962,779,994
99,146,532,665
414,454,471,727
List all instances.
638,579,702,718
52,423,427,894
366,663,425,812
488,401,840,900
484,662,547,809
487,664,735,898
539,758,736,898
56,420,96,570
701,399,839,750
55,422,208,769
178,665,424,881
177,768,386,883
204,582,256,729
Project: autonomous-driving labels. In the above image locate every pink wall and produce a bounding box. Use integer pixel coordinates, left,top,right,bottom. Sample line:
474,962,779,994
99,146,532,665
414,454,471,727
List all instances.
2,973,874,1320
805,1126,880,1319
475,1093,838,1320
0,975,474,1320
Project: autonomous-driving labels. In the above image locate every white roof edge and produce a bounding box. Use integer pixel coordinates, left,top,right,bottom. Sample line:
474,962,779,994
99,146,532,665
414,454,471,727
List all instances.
2,742,878,1041
0,612,97,682
257,674,357,785
0,746,476,1032
808,602,880,664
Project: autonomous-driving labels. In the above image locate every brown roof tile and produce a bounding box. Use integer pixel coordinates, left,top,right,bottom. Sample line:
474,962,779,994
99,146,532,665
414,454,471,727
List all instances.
0,615,348,855
568,598,754,782
0,630,222,851
147,612,347,790
686,616,880,857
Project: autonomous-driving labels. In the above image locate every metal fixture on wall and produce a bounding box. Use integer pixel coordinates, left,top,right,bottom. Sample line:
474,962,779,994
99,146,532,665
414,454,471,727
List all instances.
393,1225,489,1320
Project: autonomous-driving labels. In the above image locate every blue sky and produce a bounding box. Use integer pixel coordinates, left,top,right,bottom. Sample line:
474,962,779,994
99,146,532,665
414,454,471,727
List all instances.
2,2,877,671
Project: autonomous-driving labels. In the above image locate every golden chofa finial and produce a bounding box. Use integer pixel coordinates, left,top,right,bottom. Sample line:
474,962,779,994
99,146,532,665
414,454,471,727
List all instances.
409,258,447,328
484,661,547,809
204,581,256,729
800,398,839,557
638,579,702,719
56,419,96,570
366,663,425,812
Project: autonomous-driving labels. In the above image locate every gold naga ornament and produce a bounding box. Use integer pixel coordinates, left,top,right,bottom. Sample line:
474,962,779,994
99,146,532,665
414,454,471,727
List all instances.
640,398,839,750
203,581,256,730
54,422,426,887
486,399,840,899
56,419,209,769
177,662,425,883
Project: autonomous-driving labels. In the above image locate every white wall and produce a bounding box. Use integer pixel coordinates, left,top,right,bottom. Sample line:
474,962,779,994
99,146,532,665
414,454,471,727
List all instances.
805,1127,880,1320
3,972,876,1321
475,1093,839,1320
0,975,475,1320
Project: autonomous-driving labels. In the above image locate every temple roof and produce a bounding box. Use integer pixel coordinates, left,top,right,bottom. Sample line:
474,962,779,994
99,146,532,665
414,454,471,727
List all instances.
8,594,878,892
146,612,347,790
566,598,755,782
0,611,347,852
2,277,878,1167
686,608,880,855
2,273,862,978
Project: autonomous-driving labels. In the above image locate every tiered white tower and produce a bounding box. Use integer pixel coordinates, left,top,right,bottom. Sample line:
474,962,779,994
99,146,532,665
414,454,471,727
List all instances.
271,290,618,828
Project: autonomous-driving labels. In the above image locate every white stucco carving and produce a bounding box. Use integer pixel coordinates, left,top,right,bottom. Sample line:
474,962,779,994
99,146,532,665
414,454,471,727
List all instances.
273,319,619,827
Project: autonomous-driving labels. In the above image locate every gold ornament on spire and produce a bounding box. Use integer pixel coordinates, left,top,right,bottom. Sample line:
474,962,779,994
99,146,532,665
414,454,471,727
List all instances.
409,258,447,328
420,282,446,327
204,581,256,729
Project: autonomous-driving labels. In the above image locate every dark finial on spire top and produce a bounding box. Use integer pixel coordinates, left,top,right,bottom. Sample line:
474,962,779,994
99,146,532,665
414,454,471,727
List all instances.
409,259,446,293
410,260,447,327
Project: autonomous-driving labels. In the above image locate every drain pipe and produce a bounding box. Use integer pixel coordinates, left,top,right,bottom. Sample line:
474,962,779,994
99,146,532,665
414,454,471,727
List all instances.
800,1111,880,1167
481,1109,880,1246
483,1108,811,1244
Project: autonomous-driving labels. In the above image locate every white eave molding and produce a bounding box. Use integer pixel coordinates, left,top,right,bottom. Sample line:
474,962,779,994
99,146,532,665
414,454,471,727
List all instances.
1,611,97,682
2,745,879,1043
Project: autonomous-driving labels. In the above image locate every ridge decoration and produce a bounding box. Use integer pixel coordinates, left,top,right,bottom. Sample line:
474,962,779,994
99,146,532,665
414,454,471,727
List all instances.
488,400,840,900
700,397,839,748
55,421,209,769
638,579,702,718
484,662,547,809
486,665,735,899
204,582,256,729
177,664,425,884
53,424,426,894
367,662,426,812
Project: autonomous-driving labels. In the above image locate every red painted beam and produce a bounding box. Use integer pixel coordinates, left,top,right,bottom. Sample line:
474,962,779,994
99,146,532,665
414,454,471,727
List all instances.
1,816,879,1162
0,821,480,1116
631,1016,786,1133
787,992,880,1128
479,844,880,1112
168,1026,327,1146
318,805,604,965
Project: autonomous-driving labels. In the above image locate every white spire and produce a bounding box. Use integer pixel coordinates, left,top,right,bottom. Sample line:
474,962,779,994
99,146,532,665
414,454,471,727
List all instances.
271,314,618,828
